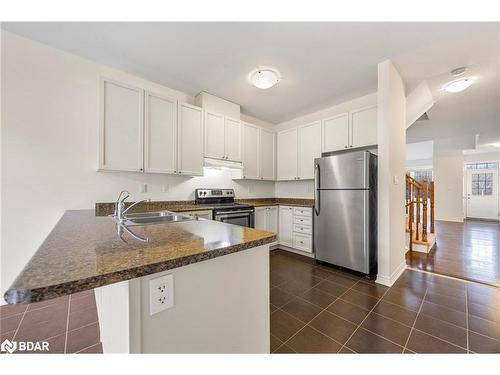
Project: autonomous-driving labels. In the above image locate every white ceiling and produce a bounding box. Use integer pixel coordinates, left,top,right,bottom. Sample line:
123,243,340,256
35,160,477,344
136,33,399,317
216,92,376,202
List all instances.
2,22,499,146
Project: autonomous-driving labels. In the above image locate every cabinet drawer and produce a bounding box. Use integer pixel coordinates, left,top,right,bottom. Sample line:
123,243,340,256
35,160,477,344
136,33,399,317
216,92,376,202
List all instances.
293,207,312,217
294,216,312,226
293,233,312,253
293,224,312,235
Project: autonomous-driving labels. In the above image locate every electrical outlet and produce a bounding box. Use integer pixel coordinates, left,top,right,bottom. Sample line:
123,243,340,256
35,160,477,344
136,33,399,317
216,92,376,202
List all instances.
139,183,148,193
161,185,169,193
149,274,174,315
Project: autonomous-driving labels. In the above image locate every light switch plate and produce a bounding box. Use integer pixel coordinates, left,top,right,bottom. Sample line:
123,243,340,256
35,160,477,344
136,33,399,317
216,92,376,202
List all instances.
149,274,174,315
139,183,148,193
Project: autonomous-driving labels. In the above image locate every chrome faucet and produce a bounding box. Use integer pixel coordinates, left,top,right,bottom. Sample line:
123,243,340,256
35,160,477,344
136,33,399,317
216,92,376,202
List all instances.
114,190,150,222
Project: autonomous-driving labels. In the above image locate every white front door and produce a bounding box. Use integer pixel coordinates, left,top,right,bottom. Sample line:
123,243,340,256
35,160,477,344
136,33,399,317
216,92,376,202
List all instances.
466,168,499,220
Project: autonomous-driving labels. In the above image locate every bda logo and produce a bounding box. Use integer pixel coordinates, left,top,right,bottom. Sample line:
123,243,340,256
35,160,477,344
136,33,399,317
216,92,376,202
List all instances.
1,339,17,354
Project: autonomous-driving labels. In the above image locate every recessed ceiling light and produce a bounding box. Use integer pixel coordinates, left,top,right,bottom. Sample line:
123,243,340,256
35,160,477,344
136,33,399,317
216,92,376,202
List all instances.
248,67,281,89
442,78,473,93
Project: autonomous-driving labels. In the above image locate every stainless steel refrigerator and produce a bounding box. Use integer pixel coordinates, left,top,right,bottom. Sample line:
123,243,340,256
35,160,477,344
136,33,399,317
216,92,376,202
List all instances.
313,150,377,275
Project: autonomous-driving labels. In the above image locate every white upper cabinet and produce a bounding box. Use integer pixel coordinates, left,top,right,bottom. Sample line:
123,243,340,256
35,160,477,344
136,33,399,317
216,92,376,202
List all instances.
277,128,298,181
224,117,242,162
298,121,322,179
204,110,226,160
204,112,241,162
178,102,204,176
350,106,377,148
241,122,260,179
144,92,177,174
100,79,144,172
322,113,349,152
260,128,276,180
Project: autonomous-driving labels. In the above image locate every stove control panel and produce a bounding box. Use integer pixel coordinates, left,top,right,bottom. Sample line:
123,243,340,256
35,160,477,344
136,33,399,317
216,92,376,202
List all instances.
196,189,234,199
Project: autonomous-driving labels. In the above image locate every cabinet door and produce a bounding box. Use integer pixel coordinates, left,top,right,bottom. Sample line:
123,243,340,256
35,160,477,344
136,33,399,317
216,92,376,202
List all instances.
322,113,349,152
144,92,177,174
260,128,276,180
241,123,260,179
224,117,242,162
100,79,143,172
298,121,322,180
178,103,204,176
350,106,377,148
204,110,225,159
254,207,267,231
278,206,294,247
267,206,279,234
277,128,298,181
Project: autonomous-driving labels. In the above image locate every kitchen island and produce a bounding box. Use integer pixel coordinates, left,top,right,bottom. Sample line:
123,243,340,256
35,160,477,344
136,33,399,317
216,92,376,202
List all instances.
4,210,276,353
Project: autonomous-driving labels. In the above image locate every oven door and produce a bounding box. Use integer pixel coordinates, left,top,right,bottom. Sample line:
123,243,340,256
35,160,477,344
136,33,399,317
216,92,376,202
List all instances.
214,209,255,228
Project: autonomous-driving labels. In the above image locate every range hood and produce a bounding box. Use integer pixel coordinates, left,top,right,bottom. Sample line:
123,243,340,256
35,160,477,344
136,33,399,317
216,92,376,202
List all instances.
204,157,243,170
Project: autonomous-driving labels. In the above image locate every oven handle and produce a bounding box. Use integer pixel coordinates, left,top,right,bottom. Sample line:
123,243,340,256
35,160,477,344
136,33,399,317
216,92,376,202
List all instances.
214,209,254,215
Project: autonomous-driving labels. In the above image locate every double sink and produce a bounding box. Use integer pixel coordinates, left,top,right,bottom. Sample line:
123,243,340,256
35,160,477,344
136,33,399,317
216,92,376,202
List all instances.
117,210,195,226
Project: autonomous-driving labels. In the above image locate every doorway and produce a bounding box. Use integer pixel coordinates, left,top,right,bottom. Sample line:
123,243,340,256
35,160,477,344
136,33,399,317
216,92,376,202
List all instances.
465,162,499,221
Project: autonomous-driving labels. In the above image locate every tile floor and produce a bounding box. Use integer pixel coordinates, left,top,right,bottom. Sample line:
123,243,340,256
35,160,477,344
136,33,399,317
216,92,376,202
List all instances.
0,290,102,354
407,220,500,286
270,249,500,354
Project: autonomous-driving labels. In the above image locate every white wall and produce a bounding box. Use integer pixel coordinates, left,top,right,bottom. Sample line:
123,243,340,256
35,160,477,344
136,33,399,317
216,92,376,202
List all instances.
433,144,464,222
240,113,275,130
463,151,500,163
0,32,274,298
376,60,407,287
275,180,314,199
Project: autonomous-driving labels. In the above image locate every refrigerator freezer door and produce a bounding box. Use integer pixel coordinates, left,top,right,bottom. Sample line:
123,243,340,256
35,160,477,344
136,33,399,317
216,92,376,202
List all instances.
313,189,369,273
315,151,369,190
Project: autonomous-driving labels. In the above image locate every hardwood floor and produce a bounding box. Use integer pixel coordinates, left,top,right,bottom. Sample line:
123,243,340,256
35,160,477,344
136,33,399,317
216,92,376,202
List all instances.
406,220,500,287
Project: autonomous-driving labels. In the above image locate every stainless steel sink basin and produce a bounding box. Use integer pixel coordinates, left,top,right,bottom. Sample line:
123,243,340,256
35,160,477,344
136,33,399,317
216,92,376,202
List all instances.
118,210,195,225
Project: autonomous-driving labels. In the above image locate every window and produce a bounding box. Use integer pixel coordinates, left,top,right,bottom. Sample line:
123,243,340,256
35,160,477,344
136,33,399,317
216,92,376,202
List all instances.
413,170,433,184
466,162,499,170
472,173,493,196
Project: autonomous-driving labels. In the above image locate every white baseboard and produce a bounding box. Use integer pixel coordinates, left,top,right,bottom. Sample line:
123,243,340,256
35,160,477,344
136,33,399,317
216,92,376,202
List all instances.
376,260,407,287
272,244,314,258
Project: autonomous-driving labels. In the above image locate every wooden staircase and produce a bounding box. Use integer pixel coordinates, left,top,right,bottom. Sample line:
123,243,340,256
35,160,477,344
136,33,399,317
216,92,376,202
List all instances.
406,175,436,253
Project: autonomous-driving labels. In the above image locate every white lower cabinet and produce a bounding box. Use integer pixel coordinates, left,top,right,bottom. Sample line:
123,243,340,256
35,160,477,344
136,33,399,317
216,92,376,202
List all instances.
278,205,313,253
255,206,278,237
278,206,294,247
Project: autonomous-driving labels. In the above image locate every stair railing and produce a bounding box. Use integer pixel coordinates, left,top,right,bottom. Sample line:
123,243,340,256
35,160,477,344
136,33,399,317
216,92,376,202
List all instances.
406,175,435,251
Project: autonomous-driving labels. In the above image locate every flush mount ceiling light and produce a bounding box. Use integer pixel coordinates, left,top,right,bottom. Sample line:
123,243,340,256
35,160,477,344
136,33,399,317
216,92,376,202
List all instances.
442,78,474,93
248,67,281,89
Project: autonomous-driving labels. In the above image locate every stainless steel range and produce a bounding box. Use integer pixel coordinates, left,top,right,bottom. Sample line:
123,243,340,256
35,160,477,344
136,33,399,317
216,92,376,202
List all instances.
195,188,255,228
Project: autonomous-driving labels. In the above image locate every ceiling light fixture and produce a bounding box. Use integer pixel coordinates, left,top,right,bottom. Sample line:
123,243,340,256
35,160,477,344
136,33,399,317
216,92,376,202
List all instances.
442,78,473,93
248,67,281,89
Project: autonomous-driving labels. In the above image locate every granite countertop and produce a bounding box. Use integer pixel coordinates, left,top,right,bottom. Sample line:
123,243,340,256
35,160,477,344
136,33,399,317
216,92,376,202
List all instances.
4,210,276,304
95,198,314,216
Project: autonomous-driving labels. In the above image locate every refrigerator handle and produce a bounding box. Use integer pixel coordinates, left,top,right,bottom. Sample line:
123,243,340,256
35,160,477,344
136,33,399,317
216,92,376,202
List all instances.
314,163,320,216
